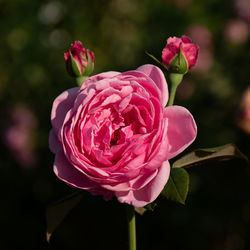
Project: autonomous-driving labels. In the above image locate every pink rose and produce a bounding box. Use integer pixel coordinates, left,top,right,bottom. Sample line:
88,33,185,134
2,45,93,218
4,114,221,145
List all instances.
162,36,199,73
64,41,94,77
49,64,197,207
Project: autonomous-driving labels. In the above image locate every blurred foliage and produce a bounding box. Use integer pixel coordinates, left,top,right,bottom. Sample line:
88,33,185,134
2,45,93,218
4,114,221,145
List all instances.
0,0,250,249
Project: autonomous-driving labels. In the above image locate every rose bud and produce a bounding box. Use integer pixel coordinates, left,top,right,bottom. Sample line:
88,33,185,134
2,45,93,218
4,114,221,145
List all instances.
64,40,94,78
161,36,199,74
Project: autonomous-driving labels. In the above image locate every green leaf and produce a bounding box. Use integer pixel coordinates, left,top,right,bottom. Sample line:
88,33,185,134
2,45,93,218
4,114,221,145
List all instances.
161,168,189,205
172,144,248,169
46,191,83,243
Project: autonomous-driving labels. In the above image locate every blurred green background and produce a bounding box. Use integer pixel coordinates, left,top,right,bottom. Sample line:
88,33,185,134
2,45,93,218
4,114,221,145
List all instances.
1,0,250,249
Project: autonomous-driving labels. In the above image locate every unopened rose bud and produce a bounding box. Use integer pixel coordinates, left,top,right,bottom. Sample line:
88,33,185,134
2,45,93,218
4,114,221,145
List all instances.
64,40,94,78
162,36,199,74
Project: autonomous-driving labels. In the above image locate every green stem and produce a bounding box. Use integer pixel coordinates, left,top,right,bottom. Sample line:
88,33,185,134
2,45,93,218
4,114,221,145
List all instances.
76,76,88,87
167,73,184,106
126,205,136,250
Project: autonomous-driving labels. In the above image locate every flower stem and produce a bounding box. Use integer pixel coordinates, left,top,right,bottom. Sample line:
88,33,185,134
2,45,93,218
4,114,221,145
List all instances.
167,73,184,106
76,76,88,87
126,205,136,250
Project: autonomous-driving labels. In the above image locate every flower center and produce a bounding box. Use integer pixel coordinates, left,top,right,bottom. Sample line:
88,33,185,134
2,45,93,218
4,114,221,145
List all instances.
110,128,121,146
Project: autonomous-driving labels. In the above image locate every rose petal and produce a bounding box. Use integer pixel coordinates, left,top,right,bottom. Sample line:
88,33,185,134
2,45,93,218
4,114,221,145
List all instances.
137,64,169,106
54,150,97,189
181,35,192,43
81,71,120,89
101,168,158,192
164,106,197,159
181,42,199,68
115,160,170,207
120,70,161,103
167,37,182,47
145,118,168,171
51,87,79,135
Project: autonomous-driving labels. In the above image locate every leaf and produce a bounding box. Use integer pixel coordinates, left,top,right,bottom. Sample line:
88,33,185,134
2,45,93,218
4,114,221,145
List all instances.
161,168,189,205
172,144,248,169
46,191,83,243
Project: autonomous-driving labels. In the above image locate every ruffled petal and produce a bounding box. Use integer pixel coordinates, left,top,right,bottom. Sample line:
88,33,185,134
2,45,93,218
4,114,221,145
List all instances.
120,70,161,103
81,71,120,89
53,150,97,189
137,64,168,106
51,87,79,135
164,106,197,159
115,160,170,207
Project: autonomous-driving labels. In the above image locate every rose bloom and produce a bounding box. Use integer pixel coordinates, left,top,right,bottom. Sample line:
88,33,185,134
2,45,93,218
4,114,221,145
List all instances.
49,64,197,207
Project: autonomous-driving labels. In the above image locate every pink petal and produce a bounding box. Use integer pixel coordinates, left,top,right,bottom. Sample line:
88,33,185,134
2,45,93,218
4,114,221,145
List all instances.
51,87,79,135
54,150,97,189
145,118,168,171
101,168,158,192
161,43,180,68
131,169,158,190
181,43,199,68
181,35,192,43
101,94,121,107
137,64,169,106
101,182,130,192
120,70,161,103
167,37,182,47
164,106,197,159
81,71,120,89
115,160,170,207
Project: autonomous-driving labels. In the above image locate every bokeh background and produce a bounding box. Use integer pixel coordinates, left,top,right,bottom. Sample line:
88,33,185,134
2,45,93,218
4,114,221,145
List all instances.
1,0,250,249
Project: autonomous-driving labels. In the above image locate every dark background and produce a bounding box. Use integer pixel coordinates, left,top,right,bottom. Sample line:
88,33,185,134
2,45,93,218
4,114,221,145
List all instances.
1,0,250,249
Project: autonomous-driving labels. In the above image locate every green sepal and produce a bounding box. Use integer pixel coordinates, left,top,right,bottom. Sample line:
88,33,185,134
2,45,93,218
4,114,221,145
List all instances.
168,51,188,74
161,168,189,205
70,52,82,77
82,51,94,77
